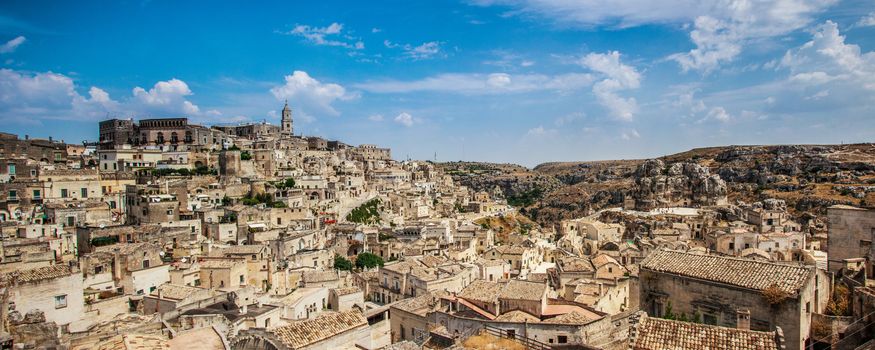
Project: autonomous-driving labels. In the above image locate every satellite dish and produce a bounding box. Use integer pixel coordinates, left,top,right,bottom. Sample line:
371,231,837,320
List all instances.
159,251,165,256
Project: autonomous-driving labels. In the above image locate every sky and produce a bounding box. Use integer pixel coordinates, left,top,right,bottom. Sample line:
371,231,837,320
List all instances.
1,0,874,167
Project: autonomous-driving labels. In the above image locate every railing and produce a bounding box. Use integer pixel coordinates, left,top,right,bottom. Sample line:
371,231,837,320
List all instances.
483,324,554,350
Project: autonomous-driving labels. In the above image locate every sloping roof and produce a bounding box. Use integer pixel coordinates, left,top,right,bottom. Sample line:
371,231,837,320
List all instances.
632,316,779,350
498,280,546,301
641,249,811,294
458,280,503,304
4,264,73,284
150,283,209,301
269,311,367,349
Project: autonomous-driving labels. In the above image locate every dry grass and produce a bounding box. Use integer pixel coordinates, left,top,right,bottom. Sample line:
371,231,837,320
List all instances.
462,333,526,350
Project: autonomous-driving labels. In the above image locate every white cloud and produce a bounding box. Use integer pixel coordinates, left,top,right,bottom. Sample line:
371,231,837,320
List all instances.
579,51,641,121
620,129,640,140
486,73,512,88
781,21,875,90
856,12,875,28
394,112,414,127
554,112,584,126
669,16,741,73
705,106,731,122
405,41,442,59
270,71,358,116
474,0,836,72
368,114,384,121
0,69,217,123
525,125,557,137
132,79,200,115
0,36,25,54
371,28,382,33
355,72,593,94
384,40,444,60
284,22,364,50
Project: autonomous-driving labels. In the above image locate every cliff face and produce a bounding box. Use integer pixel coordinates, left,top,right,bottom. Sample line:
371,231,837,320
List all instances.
633,160,727,210
437,143,875,227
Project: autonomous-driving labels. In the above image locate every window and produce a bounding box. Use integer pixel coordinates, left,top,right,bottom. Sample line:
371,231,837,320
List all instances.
66,216,75,227
239,275,244,284
806,302,811,313
728,242,734,250
142,260,150,269
704,314,717,325
558,336,568,344
33,189,40,199
55,295,67,309
81,188,88,198
95,266,103,274
8,190,17,200
7,163,15,175
61,189,68,198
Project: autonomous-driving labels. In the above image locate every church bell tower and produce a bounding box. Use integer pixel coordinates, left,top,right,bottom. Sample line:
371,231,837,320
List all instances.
281,100,293,135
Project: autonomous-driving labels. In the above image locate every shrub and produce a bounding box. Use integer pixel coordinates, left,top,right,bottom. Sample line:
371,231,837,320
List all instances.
355,252,384,269
334,255,353,271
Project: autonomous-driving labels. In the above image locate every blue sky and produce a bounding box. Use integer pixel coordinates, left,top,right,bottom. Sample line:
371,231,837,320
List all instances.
1,0,874,166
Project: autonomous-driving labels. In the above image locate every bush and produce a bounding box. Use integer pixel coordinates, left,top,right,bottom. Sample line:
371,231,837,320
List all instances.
347,199,381,224
355,252,384,269
240,151,252,160
334,255,353,271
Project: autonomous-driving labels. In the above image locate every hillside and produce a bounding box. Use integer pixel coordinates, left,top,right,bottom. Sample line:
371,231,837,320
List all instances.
437,143,875,228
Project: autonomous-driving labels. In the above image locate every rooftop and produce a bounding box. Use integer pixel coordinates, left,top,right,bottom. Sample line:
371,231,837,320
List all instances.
632,315,779,350
641,249,811,294
269,311,367,349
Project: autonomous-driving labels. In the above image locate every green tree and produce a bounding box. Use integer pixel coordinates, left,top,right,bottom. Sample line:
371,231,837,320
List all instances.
355,252,384,269
334,255,353,271
663,301,676,320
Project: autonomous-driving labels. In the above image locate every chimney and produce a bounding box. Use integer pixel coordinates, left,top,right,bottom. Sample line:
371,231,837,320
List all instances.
736,309,750,330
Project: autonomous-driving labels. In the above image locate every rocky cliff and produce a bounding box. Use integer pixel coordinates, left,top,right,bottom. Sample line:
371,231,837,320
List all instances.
436,143,875,228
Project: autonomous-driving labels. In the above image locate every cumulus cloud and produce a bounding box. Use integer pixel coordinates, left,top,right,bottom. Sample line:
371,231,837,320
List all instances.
0,36,25,54
354,72,593,94
780,21,875,90
474,0,836,72
579,51,641,121
855,12,875,28
132,79,200,115
368,114,384,121
669,16,741,73
394,112,414,127
0,69,217,124
270,71,358,116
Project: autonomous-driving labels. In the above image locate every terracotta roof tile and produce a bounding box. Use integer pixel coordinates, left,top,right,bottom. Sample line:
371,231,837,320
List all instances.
269,311,366,349
641,249,811,294
633,316,779,350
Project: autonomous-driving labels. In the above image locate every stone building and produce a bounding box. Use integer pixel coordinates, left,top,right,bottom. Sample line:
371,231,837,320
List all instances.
827,205,875,276
3,264,85,328
639,249,829,350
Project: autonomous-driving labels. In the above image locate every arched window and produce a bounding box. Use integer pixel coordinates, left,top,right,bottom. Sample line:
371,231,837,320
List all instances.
156,132,164,144
170,132,178,143
185,131,193,143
